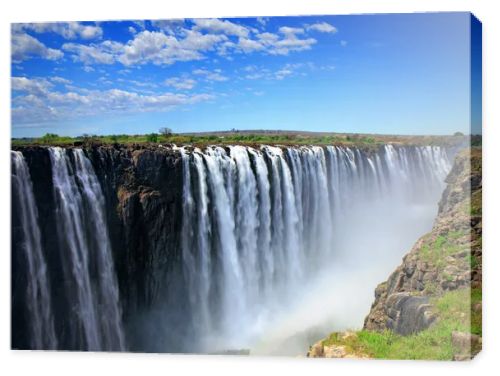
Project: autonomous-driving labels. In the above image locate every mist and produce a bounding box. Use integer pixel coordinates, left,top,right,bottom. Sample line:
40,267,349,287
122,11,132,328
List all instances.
129,144,452,355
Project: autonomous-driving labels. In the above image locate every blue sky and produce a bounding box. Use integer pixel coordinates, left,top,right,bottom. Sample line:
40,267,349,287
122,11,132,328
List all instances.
11,12,478,137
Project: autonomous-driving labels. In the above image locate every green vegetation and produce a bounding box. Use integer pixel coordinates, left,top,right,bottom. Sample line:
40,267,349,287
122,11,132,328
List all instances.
322,288,478,360
146,133,159,143
11,131,466,149
419,231,468,270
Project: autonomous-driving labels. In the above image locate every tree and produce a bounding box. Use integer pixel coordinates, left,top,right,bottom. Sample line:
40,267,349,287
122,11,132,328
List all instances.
159,127,173,136
41,133,59,143
454,131,465,137
147,133,159,143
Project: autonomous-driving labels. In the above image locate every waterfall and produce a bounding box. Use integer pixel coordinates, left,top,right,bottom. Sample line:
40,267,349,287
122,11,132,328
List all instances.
12,143,452,353
178,144,452,350
11,151,57,350
11,147,125,351
48,147,125,351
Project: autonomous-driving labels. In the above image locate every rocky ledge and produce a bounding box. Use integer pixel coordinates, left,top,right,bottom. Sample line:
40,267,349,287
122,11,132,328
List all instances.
309,148,482,360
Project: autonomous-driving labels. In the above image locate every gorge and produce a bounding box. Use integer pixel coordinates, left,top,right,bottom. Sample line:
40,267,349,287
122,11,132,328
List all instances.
11,142,456,354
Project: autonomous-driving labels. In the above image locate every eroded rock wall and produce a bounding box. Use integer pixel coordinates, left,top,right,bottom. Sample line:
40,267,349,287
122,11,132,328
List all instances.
363,149,482,336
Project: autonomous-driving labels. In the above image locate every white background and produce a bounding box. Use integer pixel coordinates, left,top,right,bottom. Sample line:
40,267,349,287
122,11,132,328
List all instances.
0,0,498,374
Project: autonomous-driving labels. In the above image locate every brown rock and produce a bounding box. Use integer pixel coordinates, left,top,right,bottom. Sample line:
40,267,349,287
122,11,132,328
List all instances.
324,345,347,358
307,342,324,357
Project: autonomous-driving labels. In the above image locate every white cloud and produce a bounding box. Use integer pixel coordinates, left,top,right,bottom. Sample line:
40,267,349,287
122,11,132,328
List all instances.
62,29,227,66
237,37,264,53
12,76,52,95
180,30,228,52
15,22,103,40
214,28,317,56
340,40,348,47
306,22,337,33
252,30,316,56
192,18,249,38
62,42,117,65
11,76,215,125
256,17,268,27
131,20,146,31
50,76,72,84
128,26,137,35
274,68,293,80
164,77,197,90
18,20,322,68
151,19,185,35
278,26,305,36
119,31,189,65
193,68,228,82
11,33,63,62
242,63,305,81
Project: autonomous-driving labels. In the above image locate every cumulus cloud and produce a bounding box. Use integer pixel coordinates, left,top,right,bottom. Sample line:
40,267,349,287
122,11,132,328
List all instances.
151,19,185,35
64,29,229,66
237,37,265,53
119,30,210,66
12,76,53,95
49,76,72,84
56,19,321,67
164,77,197,90
11,76,214,125
306,22,337,33
11,32,63,62
14,22,103,40
62,42,117,65
193,68,228,82
219,29,316,56
260,31,316,55
278,26,305,36
192,18,249,38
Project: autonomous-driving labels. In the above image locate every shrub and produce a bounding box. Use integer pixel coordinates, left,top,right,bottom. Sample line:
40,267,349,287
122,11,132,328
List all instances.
146,133,159,143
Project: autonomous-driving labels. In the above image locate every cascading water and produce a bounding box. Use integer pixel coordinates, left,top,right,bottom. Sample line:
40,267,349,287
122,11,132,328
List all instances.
12,143,452,354
178,144,452,353
49,147,125,351
12,147,125,351
11,151,57,350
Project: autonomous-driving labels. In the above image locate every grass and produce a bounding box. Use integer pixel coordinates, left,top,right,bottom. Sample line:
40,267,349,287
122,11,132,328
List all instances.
322,288,479,360
419,232,468,270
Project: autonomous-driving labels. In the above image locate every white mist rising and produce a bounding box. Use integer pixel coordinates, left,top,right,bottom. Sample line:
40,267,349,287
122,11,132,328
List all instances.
178,144,452,355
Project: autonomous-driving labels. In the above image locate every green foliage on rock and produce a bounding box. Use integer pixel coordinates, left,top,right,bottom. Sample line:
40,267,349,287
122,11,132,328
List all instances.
321,287,479,360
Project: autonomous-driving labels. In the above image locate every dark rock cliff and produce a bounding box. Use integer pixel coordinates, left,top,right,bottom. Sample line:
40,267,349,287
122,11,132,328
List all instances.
12,145,185,350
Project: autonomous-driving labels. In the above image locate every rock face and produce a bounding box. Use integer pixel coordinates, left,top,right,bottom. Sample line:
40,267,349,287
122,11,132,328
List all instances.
11,145,186,350
363,148,482,357
307,332,369,359
384,293,436,335
308,148,481,360
451,331,482,361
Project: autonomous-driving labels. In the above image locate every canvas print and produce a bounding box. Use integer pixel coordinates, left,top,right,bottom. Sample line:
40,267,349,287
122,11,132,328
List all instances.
11,12,482,360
